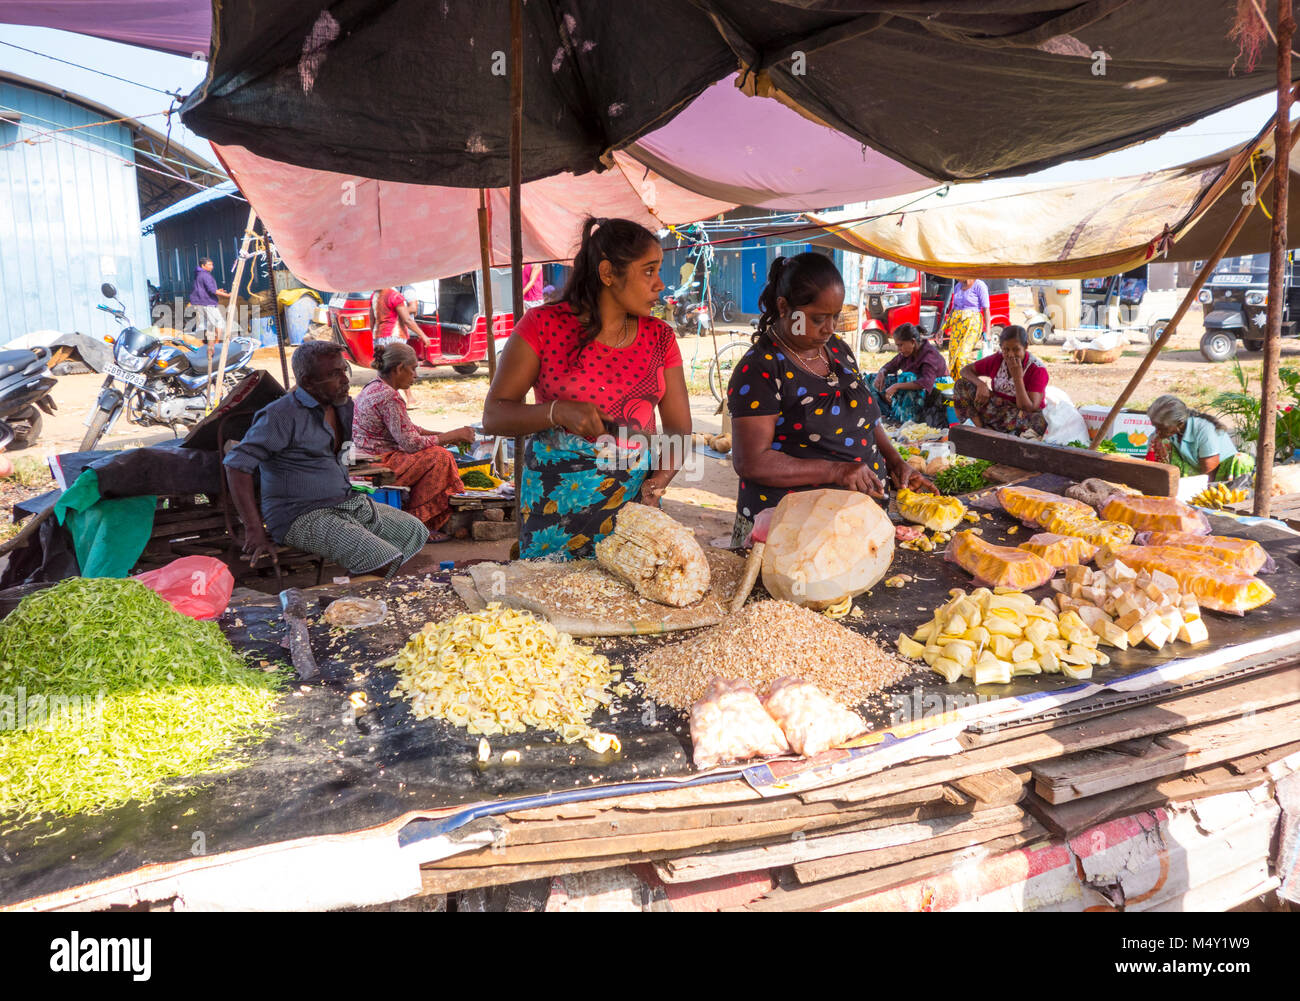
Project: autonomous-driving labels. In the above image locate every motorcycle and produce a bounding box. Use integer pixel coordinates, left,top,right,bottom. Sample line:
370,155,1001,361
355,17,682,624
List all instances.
81,282,258,451
0,345,59,449
662,282,713,335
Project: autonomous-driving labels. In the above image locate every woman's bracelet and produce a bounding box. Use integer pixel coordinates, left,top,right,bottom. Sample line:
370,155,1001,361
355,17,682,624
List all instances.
548,400,558,428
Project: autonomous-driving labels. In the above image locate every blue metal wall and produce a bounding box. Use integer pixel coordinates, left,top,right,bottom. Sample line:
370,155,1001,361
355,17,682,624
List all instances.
0,82,149,344
150,198,270,304
660,232,842,316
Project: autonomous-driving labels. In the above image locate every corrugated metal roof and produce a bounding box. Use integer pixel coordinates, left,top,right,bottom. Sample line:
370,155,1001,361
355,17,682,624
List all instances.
0,70,226,216
140,178,240,230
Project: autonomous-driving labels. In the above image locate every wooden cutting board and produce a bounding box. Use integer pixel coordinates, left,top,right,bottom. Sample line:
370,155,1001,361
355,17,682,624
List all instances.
465,549,746,636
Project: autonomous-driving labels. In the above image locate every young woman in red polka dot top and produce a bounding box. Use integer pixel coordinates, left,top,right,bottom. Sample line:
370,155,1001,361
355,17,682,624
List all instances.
483,218,691,559
726,253,937,546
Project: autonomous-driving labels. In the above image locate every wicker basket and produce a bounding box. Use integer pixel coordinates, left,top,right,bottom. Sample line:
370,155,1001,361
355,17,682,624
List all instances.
835,303,860,333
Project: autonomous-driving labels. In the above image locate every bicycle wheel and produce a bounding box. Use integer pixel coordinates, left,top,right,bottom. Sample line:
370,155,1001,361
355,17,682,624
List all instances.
721,298,735,323
707,339,752,403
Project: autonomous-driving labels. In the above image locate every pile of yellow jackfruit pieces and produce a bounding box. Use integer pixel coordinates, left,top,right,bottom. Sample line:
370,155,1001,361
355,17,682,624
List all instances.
391,603,624,754
1191,482,1248,510
896,586,1107,686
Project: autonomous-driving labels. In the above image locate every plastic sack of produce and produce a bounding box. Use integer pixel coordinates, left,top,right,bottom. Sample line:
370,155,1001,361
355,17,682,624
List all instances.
997,485,1092,527
1100,494,1211,535
745,506,775,547
1100,545,1275,614
689,678,791,770
1017,532,1098,568
1041,386,1090,447
132,556,235,620
762,676,866,757
945,530,1056,591
1132,531,1275,574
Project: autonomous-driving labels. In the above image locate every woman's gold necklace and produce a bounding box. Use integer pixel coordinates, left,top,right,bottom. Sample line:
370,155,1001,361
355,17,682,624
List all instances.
773,327,837,387
602,315,634,349
597,316,634,394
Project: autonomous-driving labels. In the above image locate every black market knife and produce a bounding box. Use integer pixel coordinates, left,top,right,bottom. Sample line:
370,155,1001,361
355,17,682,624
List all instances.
279,587,319,680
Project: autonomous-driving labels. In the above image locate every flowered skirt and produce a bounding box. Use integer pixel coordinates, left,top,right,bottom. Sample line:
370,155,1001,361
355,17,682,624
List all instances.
377,445,465,531
878,371,925,425
953,379,1048,437
518,429,650,560
943,308,984,378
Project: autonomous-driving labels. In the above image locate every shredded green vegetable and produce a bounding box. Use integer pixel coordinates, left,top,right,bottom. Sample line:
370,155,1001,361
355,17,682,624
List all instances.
0,578,287,834
933,459,993,496
460,468,496,489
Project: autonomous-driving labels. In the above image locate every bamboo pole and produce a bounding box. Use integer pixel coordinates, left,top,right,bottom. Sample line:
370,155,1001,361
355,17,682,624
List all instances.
509,0,525,541
213,207,258,406
1255,0,1294,517
478,189,498,382
1089,207,1257,450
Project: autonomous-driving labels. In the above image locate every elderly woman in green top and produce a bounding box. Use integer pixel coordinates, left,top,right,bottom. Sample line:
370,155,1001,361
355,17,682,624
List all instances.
1146,394,1254,482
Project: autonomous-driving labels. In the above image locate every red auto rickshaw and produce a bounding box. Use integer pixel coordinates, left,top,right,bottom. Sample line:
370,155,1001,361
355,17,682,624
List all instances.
327,270,515,372
852,256,1010,355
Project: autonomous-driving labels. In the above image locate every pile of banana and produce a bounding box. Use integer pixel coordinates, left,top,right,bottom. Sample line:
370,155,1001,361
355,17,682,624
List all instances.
1191,483,1247,509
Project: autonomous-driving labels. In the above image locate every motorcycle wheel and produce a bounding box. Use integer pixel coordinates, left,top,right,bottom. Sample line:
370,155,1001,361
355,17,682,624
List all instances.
80,406,114,452
8,407,41,449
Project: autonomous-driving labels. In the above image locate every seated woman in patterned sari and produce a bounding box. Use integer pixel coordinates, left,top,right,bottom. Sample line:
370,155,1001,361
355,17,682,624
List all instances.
482,218,691,559
352,342,475,541
954,325,1050,437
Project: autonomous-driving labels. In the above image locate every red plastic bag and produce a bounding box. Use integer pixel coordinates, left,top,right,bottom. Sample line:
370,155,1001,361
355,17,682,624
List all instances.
133,556,235,620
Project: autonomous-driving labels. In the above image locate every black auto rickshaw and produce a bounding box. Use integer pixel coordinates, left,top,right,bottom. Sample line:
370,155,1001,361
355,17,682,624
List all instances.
1198,252,1300,362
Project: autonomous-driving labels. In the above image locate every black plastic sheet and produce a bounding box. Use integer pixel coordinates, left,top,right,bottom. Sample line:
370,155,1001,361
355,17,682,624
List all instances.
4,475,1299,905
183,1,1299,186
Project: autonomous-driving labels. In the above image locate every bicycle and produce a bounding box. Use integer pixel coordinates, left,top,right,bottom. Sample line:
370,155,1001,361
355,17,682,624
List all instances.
706,335,754,403
710,288,739,323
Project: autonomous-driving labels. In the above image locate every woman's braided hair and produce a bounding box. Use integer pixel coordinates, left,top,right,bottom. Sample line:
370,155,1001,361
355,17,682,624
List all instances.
756,252,844,341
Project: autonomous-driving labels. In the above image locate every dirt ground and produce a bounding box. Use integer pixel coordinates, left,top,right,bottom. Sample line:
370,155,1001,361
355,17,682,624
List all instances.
5,302,1292,582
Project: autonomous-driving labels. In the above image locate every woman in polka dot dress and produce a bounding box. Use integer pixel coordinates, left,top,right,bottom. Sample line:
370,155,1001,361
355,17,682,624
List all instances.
483,218,691,560
727,253,937,546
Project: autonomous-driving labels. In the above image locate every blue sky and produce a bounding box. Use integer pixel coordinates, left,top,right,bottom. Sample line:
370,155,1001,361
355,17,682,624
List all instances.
0,25,216,164
0,23,1285,188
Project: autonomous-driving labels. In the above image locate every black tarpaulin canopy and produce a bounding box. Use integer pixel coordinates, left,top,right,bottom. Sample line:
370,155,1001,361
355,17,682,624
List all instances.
182,1,1300,190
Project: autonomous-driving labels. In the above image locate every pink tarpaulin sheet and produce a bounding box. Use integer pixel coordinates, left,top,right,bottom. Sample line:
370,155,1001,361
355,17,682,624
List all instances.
214,145,735,291
628,76,930,211
0,1,210,56
216,74,934,289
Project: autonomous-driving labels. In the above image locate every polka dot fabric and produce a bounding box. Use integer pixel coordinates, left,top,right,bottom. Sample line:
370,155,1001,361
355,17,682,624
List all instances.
516,303,682,434
726,330,885,520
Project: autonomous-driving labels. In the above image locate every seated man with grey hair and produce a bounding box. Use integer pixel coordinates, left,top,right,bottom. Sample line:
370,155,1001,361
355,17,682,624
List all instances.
224,341,429,579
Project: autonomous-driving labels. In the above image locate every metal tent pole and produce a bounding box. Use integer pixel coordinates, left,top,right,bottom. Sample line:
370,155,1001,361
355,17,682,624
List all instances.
1255,0,1295,516
478,188,498,382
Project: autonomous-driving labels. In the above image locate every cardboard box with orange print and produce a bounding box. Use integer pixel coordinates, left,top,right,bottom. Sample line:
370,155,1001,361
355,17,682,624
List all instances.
1079,405,1157,456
